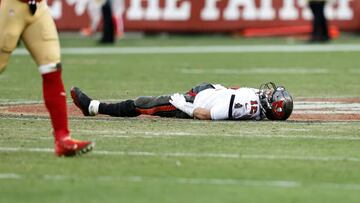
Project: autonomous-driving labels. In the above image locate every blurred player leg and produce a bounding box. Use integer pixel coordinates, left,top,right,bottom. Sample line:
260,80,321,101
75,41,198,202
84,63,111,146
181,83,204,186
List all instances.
81,0,103,36
0,0,27,73
22,4,67,139
112,0,125,38
99,0,115,43
309,0,329,42
21,2,93,156
317,2,329,41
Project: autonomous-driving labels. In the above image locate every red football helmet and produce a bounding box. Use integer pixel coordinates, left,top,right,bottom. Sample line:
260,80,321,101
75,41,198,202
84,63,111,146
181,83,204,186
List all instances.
259,82,293,120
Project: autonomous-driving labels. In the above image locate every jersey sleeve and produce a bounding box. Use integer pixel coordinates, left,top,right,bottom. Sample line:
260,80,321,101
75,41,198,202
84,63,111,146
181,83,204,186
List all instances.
210,102,229,120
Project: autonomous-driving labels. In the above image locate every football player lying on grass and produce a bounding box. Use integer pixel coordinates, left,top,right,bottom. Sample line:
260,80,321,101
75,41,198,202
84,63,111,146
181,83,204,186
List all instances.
71,82,293,121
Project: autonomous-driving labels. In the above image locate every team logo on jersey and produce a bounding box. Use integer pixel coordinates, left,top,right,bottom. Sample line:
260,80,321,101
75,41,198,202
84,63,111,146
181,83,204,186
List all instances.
234,103,243,109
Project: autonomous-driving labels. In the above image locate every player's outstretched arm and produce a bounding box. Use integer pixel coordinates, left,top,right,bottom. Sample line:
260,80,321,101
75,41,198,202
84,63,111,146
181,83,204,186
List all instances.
169,93,212,120
192,108,211,120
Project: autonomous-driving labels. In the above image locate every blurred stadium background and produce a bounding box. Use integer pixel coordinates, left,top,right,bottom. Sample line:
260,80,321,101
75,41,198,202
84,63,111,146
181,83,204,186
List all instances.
51,0,359,36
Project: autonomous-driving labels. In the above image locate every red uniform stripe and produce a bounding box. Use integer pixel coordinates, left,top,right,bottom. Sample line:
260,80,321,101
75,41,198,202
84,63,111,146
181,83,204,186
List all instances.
136,105,177,115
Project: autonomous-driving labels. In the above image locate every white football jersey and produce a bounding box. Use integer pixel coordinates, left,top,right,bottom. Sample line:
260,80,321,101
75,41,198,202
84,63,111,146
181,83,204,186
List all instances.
193,86,262,120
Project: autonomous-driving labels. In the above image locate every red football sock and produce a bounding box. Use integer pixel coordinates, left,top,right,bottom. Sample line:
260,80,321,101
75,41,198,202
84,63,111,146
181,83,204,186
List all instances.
42,68,69,141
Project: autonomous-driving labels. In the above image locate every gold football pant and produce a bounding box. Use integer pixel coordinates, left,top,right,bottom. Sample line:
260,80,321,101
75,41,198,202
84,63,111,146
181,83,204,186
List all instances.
0,0,60,73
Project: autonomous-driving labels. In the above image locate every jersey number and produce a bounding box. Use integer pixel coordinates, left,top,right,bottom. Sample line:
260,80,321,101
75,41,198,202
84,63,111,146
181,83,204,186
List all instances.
250,101,258,115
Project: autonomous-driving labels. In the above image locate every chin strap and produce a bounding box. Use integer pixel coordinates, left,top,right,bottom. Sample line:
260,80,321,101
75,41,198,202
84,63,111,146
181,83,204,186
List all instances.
258,91,271,119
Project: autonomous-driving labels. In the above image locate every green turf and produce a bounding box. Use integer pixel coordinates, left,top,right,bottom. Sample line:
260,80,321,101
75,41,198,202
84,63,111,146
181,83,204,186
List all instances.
0,34,360,203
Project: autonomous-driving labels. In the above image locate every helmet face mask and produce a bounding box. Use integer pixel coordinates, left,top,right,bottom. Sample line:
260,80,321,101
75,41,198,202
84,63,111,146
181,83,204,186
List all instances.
259,82,293,121
259,82,276,98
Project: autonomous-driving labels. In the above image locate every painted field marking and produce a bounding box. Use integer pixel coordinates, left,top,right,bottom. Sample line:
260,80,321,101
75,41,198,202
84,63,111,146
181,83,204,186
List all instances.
293,101,360,114
0,173,302,189
0,173,22,180
1,173,360,190
0,173,310,189
0,100,43,105
12,44,360,55
1,125,359,141
94,133,360,141
175,177,300,188
0,147,359,162
349,68,360,74
294,111,359,115
0,115,357,125
72,129,360,141
295,102,360,109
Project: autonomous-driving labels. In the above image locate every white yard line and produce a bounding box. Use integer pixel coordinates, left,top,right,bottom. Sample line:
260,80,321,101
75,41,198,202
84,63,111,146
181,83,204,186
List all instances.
76,130,360,141
1,116,357,125
293,111,360,114
0,173,22,180
293,102,360,114
1,125,359,141
294,102,360,109
175,177,300,188
0,100,43,105
0,147,359,162
12,44,360,55
1,173,360,190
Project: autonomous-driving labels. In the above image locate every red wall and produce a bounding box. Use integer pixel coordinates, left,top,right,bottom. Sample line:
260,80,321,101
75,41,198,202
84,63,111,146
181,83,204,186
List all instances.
49,0,360,32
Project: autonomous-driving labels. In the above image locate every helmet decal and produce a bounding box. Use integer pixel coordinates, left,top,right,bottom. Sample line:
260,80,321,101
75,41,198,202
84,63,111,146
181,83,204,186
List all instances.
271,100,285,118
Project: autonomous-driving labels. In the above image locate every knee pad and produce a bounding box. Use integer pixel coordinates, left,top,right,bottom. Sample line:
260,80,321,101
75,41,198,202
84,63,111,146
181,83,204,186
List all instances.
134,96,153,108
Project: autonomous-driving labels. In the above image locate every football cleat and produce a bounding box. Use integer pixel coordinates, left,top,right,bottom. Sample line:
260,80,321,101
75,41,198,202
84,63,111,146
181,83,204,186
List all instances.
71,87,92,116
55,137,94,157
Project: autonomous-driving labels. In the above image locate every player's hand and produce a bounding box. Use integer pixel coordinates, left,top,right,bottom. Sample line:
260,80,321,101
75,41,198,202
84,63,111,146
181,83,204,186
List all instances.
169,93,195,117
169,93,186,109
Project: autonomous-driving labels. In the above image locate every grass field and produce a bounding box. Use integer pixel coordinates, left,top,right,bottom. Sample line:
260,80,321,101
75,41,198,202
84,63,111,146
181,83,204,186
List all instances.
0,33,360,203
